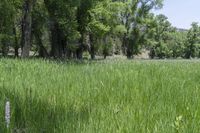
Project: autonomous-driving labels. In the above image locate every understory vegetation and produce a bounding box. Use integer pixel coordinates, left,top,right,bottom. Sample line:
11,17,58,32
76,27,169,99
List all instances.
0,59,200,132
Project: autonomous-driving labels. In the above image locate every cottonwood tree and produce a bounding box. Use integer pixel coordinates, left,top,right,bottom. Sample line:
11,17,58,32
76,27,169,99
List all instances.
32,0,49,58
184,22,200,58
0,0,15,56
44,0,80,58
147,14,174,58
116,0,163,58
76,0,108,59
87,0,123,59
21,0,36,57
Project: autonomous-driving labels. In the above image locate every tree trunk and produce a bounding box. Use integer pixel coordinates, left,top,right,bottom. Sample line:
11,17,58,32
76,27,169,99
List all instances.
122,34,127,55
44,1,63,59
89,34,95,60
104,54,107,59
21,0,34,58
49,21,63,58
126,38,134,59
76,48,83,59
103,36,108,59
34,34,49,58
76,5,86,60
13,25,19,57
127,52,133,59
126,45,133,59
62,39,67,57
90,50,95,60
2,39,9,57
14,46,19,57
66,49,73,59
39,44,49,58
76,34,84,59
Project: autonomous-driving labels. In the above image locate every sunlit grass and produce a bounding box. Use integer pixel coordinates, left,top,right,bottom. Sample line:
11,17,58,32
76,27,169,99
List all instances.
0,59,200,132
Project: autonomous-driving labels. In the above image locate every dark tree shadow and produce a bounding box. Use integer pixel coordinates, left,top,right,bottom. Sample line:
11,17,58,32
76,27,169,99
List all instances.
0,87,90,133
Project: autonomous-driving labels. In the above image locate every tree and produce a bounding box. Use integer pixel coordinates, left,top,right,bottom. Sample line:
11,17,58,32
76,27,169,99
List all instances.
166,30,187,58
184,22,200,59
44,0,80,58
32,0,49,58
76,0,107,59
146,14,175,58
87,0,120,59
5,0,200,60
115,0,163,58
0,0,16,56
21,0,36,58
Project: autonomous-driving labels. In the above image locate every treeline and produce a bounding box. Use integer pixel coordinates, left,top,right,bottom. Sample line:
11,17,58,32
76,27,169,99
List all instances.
0,0,200,59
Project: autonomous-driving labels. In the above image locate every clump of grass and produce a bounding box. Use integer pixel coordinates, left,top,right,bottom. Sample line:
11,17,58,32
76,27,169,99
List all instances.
0,59,200,132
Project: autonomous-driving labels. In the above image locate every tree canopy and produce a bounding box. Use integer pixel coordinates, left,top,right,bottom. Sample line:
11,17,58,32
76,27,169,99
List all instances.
0,0,199,59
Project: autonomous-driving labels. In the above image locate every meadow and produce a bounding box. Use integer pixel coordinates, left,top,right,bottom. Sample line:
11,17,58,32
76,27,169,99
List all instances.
0,59,200,133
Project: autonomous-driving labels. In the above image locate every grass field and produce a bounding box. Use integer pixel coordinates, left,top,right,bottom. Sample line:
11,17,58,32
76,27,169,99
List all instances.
0,59,200,133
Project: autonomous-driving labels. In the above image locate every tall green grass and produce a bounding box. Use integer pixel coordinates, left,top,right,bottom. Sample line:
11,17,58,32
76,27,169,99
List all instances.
0,59,200,132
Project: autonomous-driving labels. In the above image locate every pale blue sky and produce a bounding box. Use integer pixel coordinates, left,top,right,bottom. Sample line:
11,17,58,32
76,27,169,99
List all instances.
154,0,200,29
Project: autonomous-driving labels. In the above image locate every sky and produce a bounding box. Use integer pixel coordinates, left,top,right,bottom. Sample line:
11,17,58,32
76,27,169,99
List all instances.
154,0,200,29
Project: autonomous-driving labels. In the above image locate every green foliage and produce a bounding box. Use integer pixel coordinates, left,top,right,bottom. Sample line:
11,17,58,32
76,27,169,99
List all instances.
45,0,80,42
88,20,110,37
184,22,200,58
0,0,199,59
113,25,127,36
101,37,114,57
166,31,187,58
114,0,164,58
147,14,188,59
0,0,15,47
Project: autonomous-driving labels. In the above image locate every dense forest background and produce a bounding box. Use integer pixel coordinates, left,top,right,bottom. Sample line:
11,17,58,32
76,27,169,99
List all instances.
0,0,200,59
